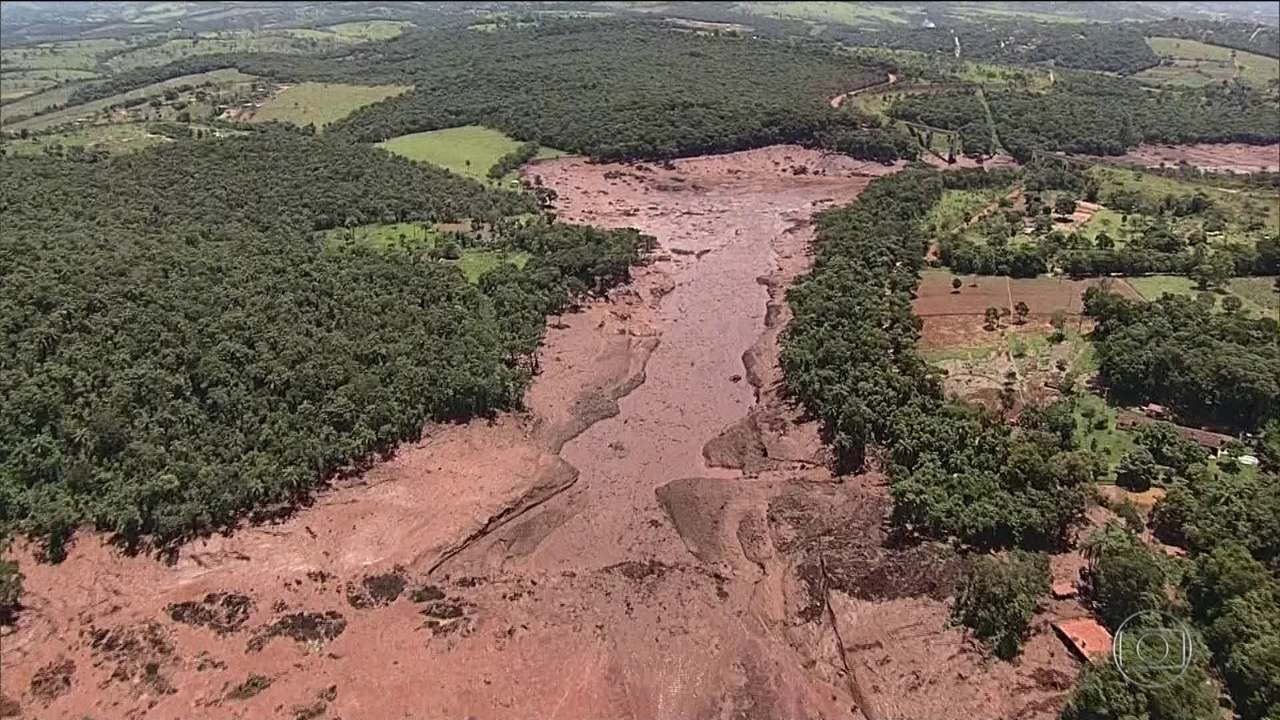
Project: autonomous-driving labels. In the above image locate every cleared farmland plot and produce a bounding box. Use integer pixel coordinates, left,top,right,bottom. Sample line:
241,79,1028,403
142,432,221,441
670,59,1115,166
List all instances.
1138,37,1280,88
4,68,256,131
247,83,410,129
0,68,100,102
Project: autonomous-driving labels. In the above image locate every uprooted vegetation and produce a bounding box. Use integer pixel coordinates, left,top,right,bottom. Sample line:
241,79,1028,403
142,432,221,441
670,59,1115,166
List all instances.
167,592,255,634
247,611,348,653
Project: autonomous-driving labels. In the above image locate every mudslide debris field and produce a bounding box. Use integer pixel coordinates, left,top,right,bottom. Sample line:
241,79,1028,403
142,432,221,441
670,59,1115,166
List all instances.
3,146,1080,720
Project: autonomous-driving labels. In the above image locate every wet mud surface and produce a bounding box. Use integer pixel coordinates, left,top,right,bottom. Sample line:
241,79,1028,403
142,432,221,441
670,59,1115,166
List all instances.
2,146,1082,719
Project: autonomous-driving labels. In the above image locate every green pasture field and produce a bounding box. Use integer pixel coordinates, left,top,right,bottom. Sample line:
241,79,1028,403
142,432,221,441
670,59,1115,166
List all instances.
925,188,1005,235
0,69,100,102
0,39,126,72
322,222,530,282
1125,275,1277,317
378,126,567,181
739,1,915,25
322,20,415,40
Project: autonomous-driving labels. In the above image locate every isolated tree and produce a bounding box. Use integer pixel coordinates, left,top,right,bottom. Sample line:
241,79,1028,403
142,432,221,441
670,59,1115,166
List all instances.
1014,301,1030,325
1049,309,1068,341
1222,295,1243,315
1054,195,1077,215
952,276,963,293
1094,231,1114,250
984,306,1001,330
1116,447,1160,492
0,558,21,625
1083,524,1168,630
1191,253,1233,291
1000,384,1018,415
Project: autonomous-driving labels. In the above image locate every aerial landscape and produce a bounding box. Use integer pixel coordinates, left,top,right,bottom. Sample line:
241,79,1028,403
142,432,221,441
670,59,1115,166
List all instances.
0,1,1278,718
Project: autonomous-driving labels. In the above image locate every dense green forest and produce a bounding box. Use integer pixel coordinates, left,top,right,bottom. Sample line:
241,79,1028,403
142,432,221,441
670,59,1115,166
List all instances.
44,21,915,162
327,22,901,160
833,19,1160,73
888,76,1279,162
990,76,1280,161
1085,290,1280,432
0,129,648,556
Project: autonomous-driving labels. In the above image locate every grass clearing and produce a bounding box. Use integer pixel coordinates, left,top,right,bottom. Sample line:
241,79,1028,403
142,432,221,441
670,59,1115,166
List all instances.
1227,276,1280,316
1078,206,1126,242
1125,275,1275,317
248,83,410,129
323,20,415,40
1140,37,1280,88
1088,165,1280,237
1073,393,1136,473
0,82,85,123
378,126,566,181
0,123,172,156
322,222,530,282
102,25,401,74
740,1,915,26
924,188,1004,235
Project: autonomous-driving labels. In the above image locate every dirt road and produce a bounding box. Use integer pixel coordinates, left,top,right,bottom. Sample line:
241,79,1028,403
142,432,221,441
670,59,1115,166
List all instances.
2,146,1080,720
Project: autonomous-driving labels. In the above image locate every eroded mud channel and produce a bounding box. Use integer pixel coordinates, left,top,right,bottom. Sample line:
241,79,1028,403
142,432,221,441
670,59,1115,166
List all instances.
2,147,1081,720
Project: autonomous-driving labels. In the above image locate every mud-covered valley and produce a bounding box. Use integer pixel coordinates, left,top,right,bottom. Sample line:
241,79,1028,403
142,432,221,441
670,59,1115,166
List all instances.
2,147,1084,720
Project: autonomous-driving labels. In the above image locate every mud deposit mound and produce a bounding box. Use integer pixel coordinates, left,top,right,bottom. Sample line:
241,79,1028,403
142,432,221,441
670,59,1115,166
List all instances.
1105,142,1280,173
3,146,1080,719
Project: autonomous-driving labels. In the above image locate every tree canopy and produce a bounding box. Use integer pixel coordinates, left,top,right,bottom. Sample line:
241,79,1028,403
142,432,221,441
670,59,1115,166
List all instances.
0,128,649,556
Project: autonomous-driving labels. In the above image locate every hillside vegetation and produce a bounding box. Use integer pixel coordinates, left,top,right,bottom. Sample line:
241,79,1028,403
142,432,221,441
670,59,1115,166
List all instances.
0,128,650,555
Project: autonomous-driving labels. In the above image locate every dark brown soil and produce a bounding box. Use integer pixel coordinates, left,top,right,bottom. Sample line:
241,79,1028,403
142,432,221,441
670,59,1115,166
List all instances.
420,595,474,636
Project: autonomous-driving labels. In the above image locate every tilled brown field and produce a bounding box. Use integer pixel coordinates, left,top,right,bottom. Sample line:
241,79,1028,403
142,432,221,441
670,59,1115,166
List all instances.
3,146,1083,720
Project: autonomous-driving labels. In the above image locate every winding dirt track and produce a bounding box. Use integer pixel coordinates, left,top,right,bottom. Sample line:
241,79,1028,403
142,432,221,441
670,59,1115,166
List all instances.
1,146,1079,720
